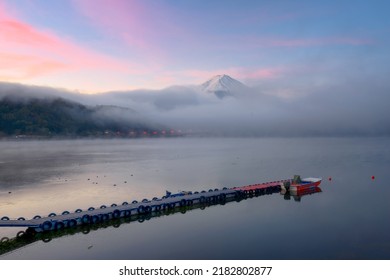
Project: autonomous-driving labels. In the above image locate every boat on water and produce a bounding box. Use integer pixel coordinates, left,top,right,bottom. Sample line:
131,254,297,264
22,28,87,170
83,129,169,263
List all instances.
282,175,322,192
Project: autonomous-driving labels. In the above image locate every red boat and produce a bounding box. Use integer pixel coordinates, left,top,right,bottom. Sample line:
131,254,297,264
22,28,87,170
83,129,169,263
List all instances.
282,175,322,192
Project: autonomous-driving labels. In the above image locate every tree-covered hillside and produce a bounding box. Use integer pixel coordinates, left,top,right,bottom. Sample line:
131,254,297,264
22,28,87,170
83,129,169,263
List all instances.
0,97,159,137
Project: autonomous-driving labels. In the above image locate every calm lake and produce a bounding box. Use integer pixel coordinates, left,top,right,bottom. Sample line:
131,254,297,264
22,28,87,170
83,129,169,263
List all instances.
0,137,389,259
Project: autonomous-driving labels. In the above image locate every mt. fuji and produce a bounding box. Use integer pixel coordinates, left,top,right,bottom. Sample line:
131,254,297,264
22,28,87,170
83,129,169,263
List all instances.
200,74,248,99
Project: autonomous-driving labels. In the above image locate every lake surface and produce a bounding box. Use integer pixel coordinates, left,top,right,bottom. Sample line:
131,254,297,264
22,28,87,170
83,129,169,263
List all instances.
0,137,389,259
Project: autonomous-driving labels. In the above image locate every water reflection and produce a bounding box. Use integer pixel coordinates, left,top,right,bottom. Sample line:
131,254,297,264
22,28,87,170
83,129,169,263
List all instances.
281,186,322,202
0,186,322,256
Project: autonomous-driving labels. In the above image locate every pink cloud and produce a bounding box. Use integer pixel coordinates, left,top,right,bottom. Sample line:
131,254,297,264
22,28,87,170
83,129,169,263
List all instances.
0,2,136,83
71,0,181,64
0,53,67,80
72,0,146,47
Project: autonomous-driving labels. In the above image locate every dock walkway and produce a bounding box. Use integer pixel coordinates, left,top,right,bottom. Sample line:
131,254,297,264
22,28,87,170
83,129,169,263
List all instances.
0,180,285,232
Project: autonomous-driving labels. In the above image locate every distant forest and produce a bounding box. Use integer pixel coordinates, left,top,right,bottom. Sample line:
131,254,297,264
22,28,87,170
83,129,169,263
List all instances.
0,97,158,137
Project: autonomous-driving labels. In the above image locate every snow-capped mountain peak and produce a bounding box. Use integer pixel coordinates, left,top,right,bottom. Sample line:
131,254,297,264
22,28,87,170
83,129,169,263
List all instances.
200,74,247,98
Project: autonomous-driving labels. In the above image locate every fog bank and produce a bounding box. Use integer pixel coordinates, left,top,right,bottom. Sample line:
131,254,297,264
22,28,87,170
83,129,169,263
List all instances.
1,79,389,137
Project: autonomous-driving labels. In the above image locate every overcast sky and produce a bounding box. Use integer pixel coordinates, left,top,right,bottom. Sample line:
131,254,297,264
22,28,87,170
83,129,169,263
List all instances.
1,0,389,94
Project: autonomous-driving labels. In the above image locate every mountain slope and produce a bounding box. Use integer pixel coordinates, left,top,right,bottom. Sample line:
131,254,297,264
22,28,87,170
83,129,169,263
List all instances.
200,74,248,99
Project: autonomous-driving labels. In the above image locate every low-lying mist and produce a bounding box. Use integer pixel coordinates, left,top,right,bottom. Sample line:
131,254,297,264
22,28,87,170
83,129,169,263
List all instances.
1,78,389,137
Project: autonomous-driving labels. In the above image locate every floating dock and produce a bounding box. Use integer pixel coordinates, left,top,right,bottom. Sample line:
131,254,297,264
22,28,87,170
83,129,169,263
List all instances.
0,183,287,255
0,180,286,233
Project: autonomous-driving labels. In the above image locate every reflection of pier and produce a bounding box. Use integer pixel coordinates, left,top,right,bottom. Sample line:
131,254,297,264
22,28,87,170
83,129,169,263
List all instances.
0,186,282,256
0,180,287,233
281,186,322,202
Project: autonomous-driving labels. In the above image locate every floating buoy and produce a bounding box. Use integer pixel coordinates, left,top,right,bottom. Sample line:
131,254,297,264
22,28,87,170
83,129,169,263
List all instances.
328,177,332,181
371,176,375,180
68,219,77,227
123,210,131,217
82,214,91,224
55,221,65,230
42,221,52,231
112,210,121,219
91,215,100,224
137,205,145,214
